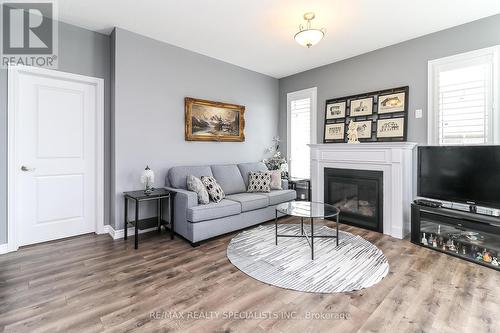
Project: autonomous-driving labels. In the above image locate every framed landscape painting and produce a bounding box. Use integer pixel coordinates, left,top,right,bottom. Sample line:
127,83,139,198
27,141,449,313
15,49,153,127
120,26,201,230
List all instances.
185,97,245,142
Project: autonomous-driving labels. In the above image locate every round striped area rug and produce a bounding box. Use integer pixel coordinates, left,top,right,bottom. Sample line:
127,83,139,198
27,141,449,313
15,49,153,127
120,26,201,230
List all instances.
227,224,389,293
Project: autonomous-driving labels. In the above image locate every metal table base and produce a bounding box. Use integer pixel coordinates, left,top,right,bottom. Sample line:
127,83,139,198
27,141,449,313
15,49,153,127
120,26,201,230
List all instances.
275,212,340,260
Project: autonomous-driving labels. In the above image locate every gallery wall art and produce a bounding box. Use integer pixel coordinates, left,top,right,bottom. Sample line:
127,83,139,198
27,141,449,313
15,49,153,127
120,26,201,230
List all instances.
323,86,409,143
185,97,245,142
325,101,346,120
324,123,345,141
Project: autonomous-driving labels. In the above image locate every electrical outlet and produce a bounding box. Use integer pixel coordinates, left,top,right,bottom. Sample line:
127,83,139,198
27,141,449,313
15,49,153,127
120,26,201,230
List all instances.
415,109,423,118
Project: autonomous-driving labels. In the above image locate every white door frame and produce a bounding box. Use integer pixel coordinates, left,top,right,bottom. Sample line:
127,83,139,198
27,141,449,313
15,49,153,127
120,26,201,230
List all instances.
286,87,318,178
7,65,105,253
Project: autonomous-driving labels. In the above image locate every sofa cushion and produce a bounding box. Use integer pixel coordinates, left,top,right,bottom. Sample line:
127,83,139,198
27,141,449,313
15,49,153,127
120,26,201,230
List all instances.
270,170,282,190
226,193,269,212
168,166,213,190
237,162,269,187
187,199,241,222
264,190,297,205
201,176,225,203
210,164,246,195
187,175,209,204
247,171,271,193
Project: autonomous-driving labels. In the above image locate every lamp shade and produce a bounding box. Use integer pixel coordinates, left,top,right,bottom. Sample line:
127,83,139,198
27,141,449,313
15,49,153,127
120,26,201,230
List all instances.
294,29,324,48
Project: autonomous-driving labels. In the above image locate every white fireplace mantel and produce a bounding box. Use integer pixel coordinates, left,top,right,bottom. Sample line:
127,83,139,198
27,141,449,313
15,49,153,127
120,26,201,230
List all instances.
309,142,418,239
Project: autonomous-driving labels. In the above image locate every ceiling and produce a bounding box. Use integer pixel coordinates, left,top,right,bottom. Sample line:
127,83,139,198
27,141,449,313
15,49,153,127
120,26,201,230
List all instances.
58,0,500,78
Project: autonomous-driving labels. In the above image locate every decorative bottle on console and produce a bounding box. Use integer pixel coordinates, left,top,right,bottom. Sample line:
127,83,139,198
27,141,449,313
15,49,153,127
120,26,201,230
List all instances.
483,250,492,263
421,233,428,246
492,257,499,266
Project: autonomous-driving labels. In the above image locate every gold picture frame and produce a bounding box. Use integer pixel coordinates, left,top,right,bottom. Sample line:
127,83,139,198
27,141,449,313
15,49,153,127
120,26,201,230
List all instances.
185,97,245,142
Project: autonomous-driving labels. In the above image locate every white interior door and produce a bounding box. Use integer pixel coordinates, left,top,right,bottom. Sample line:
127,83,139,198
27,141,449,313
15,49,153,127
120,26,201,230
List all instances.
9,66,104,247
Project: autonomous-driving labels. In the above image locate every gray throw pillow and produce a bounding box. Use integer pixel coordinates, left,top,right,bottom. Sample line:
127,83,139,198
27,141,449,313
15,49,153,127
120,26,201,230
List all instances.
201,176,225,203
247,172,271,193
187,175,209,204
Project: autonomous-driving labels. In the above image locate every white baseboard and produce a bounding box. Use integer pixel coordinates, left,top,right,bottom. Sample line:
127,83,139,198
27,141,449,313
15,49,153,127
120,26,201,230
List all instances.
104,224,158,240
0,243,10,255
0,225,150,255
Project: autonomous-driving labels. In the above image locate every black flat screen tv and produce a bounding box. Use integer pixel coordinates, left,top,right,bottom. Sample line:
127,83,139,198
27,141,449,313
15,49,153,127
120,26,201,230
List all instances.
418,146,500,209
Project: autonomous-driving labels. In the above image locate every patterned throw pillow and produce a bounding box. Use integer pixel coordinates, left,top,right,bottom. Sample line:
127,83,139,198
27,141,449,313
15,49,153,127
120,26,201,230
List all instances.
201,176,225,203
269,170,282,190
187,175,209,204
247,172,271,193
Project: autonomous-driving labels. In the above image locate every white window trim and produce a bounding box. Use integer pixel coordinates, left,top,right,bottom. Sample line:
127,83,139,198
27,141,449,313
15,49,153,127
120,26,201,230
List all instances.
286,87,317,179
427,45,500,145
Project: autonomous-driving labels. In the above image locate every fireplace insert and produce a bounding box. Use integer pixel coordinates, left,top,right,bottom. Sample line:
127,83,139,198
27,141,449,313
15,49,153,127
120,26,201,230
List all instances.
324,168,383,232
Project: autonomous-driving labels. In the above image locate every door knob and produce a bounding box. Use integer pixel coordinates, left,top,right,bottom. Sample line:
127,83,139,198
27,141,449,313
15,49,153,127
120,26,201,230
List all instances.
21,165,35,172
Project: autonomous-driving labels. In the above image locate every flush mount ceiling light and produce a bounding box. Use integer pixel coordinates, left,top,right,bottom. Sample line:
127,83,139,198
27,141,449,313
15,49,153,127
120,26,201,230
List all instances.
294,12,325,48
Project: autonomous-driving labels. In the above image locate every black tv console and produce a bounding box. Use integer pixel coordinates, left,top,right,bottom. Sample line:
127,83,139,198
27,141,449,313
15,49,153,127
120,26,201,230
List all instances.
411,203,500,271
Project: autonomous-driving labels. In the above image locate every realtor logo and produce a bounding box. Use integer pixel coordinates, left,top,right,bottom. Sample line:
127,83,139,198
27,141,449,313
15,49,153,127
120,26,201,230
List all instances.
1,0,58,68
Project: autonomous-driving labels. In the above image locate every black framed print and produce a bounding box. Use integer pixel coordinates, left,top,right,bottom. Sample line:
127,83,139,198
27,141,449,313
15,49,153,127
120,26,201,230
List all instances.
378,92,406,114
325,101,346,120
350,97,373,117
324,123,345,142
325,86,408,143
376,117,405,139
353,120,373,139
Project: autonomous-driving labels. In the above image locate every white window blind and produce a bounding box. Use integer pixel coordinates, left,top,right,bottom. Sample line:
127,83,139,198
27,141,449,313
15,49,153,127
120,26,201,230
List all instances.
429,47,499,145
438,62,492,144
290,97,311,179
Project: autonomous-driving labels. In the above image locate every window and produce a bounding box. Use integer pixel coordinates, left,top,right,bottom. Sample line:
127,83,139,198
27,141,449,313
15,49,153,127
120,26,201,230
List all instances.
287,88,317,179
428,46,499,145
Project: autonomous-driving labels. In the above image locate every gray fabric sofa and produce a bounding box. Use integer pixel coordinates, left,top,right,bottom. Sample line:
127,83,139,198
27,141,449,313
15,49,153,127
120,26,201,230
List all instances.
165,162,296,245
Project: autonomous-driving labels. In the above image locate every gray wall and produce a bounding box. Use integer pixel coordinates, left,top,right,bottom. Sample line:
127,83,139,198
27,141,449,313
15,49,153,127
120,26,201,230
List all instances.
279,14,500,154
112,28,279,229
0,21,110,244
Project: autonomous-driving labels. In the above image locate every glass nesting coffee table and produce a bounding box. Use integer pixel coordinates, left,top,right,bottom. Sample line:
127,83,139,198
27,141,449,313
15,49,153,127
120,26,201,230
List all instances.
275,201,340,260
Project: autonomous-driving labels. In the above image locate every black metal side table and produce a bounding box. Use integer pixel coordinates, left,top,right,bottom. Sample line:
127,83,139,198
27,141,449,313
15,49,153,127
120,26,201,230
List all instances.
288,178,312,201
123,188,175,249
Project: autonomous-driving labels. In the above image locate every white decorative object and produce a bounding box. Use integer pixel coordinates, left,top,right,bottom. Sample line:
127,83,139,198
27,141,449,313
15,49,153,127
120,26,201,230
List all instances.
280,162,288,173
347,120,360,144
141,166,155,194
309,142,417,239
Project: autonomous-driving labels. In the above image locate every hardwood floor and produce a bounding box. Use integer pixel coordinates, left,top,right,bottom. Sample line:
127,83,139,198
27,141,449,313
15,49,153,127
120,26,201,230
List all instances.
1,217,499,333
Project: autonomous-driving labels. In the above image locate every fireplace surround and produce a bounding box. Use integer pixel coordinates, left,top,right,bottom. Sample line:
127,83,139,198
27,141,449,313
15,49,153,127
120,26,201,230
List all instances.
310,142,417,239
